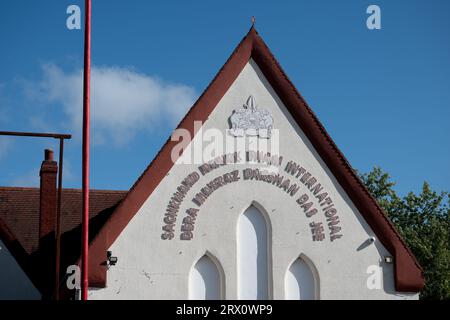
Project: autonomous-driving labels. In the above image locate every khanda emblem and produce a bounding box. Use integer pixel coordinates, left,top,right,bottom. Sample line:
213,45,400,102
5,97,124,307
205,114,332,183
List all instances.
229,95,274,138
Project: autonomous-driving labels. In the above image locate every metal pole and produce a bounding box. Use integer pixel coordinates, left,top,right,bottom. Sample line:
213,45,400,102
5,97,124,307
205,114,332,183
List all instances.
0,131,71,139
81,0,91,301
54,138,64,300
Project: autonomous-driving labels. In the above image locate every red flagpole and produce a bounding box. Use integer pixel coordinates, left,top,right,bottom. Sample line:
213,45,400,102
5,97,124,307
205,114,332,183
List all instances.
81,0,91,301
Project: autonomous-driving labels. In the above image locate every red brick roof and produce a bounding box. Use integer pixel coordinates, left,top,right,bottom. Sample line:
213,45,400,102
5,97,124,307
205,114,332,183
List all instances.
0,187,127,297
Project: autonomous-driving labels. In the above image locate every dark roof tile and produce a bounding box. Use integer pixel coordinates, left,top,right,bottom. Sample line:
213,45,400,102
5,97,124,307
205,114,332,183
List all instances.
0,187,127,297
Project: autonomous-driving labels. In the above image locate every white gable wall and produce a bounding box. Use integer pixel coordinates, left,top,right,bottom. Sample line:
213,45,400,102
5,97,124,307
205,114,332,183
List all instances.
89,60,418,300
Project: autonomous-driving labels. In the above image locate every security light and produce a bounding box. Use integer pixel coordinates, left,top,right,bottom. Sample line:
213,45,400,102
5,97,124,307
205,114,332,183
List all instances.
384,256,393,263
107,251,118,266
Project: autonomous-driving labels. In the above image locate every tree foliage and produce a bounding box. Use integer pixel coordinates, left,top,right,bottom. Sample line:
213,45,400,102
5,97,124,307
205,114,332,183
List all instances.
360,167,450,300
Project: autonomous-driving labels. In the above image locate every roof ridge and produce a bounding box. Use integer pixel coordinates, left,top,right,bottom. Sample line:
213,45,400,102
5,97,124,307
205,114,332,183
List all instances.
0,186,40,191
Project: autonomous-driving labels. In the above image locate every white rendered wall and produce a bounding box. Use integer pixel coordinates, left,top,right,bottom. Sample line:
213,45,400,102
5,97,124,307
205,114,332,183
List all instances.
89,60,419,300
0,239,41,300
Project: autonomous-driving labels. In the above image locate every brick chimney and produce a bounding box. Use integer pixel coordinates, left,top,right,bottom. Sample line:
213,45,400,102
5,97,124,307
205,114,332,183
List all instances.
38,149,58,298
39,149,57,245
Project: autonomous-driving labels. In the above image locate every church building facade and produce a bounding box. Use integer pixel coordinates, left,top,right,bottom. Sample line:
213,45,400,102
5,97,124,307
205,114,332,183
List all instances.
0,28,424,300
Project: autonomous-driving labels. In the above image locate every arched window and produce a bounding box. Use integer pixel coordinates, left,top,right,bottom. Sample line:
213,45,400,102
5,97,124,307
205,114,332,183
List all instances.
285,255,319,300
237,205,269,300
189,254,223,300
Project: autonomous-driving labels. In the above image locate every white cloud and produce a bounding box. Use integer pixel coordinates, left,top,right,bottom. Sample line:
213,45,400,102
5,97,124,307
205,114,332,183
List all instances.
29,64,196,145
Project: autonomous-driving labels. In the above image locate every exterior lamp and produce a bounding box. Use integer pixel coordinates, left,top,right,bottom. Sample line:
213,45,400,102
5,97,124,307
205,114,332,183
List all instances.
107,251,118,266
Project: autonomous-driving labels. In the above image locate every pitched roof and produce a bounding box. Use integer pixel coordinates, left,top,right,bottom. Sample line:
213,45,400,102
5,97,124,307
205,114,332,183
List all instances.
0,187,127,296
86,27,424,292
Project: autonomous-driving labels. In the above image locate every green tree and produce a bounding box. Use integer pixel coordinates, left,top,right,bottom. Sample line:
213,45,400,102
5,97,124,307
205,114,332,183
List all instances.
360,167,450,300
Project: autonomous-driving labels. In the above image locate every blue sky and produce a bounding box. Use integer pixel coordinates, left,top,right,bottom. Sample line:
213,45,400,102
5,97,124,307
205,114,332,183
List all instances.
0,0,449,196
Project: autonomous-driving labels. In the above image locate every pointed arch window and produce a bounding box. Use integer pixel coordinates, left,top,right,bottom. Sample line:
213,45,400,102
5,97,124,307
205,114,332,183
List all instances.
189,254,223,300
237,204,269,300
285,255,319,300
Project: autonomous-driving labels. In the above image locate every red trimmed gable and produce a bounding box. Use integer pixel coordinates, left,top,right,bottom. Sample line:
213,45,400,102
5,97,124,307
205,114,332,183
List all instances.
86,27,424,292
